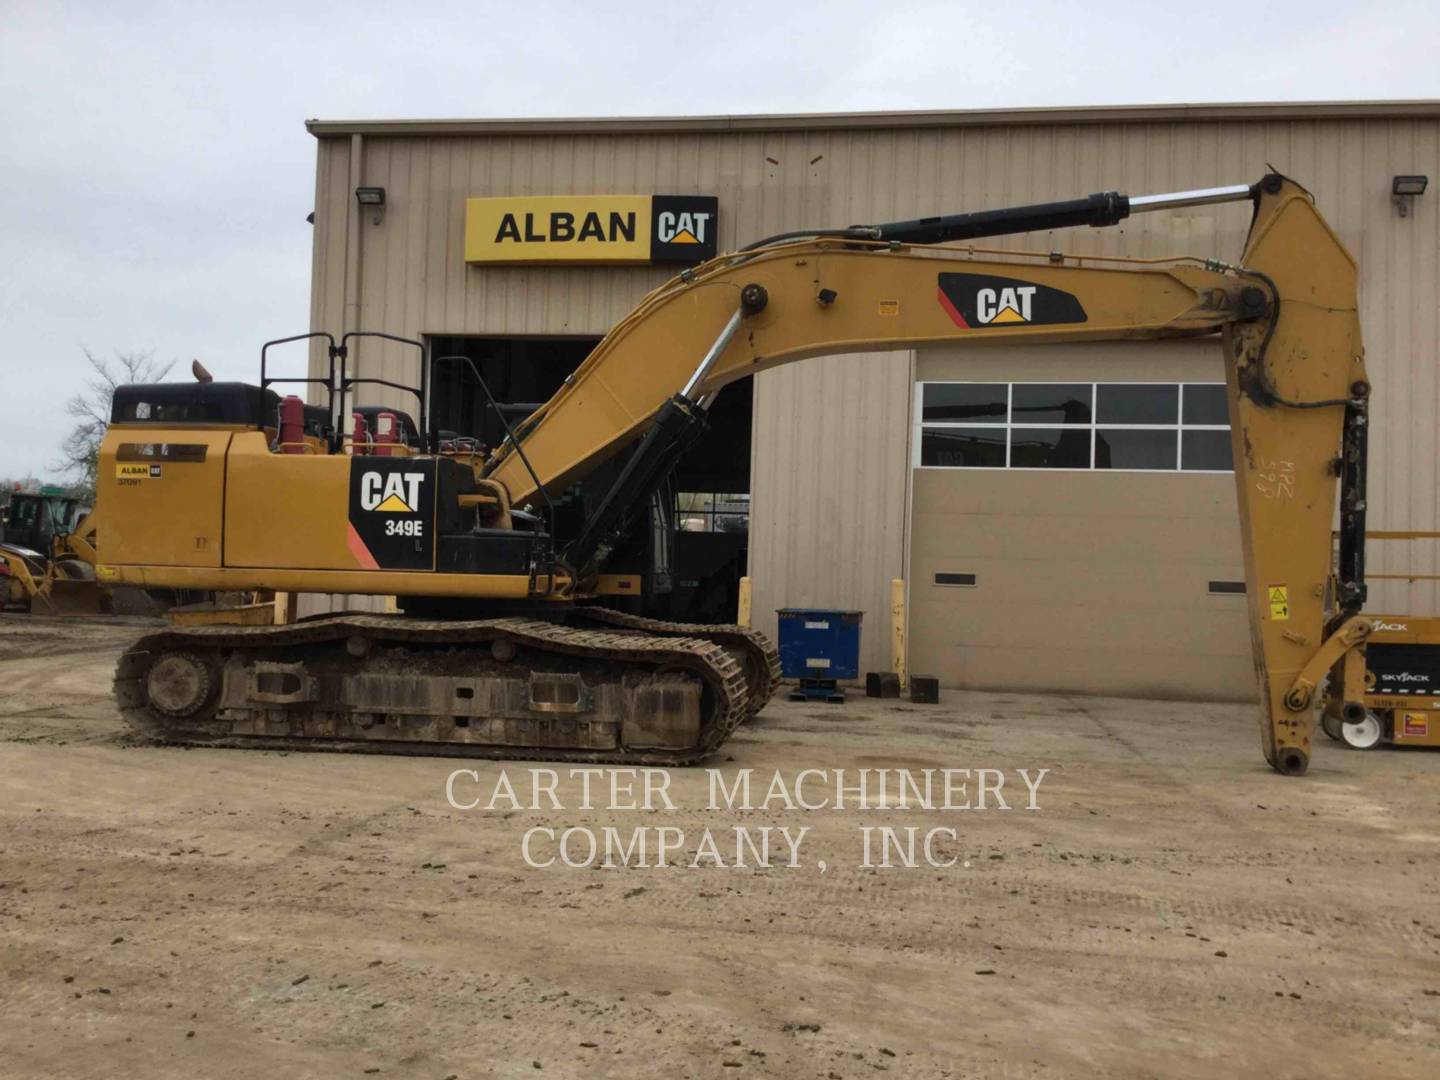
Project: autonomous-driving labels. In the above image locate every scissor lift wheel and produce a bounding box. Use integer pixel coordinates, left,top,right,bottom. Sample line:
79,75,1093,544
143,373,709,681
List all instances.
1340,710,1385,751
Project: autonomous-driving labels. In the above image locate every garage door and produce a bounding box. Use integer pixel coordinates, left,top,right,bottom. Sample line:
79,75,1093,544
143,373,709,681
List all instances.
907,340,1255,701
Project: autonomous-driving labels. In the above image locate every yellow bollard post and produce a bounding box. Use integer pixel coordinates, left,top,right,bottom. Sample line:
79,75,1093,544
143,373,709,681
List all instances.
736,576,752,627
890,578,907,693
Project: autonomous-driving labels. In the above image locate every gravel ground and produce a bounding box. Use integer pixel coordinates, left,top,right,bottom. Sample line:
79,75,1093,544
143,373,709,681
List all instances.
1,613,1438,1079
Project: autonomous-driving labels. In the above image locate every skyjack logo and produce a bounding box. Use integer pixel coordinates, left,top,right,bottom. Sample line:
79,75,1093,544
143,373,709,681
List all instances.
1372,621,1409,633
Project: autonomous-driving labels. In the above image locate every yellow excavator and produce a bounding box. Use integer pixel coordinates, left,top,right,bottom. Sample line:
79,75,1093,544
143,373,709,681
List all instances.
72,173,1380,774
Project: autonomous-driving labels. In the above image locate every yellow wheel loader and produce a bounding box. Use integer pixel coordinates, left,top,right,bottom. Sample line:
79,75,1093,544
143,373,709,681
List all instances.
70,173,1394,773
1,492,108,615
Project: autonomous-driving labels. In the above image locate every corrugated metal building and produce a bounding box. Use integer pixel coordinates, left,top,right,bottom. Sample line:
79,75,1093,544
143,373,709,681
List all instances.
305,102,1440,699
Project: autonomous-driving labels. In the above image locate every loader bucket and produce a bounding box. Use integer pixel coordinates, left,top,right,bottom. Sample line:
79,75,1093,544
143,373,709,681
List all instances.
32,579,110,616
31,562,111,616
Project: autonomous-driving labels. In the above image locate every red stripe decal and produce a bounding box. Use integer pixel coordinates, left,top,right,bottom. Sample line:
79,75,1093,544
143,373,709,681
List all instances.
936,287,969,328
346,523,379,570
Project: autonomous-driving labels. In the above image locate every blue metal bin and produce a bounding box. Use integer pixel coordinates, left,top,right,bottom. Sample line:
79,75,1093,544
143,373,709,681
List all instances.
776,608,864,680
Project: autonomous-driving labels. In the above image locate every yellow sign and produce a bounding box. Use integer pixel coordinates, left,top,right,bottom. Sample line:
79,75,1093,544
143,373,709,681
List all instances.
116,463,159,480
463,194,718,266
466,196,647,265
1267,585,1289,621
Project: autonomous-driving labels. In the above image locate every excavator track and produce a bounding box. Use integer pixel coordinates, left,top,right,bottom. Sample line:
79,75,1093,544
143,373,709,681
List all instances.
114,614,748,765
572,607,780,718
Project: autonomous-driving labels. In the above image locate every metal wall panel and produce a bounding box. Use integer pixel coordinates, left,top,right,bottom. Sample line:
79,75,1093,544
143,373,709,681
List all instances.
749,352,914,674
309,113,1440,654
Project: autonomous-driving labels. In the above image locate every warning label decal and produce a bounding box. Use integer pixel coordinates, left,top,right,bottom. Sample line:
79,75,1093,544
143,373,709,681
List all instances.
1267,585,1289,621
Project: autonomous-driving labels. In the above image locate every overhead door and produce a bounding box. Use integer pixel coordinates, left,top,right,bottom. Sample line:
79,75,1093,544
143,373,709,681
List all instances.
907,340,1254,701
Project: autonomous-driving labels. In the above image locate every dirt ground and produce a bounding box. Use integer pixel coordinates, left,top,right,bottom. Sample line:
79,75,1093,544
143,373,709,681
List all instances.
2,614,1438,1080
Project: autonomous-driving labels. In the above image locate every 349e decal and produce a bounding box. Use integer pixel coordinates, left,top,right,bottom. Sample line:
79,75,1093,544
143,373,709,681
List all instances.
937,273,1088,329
347,460,435,570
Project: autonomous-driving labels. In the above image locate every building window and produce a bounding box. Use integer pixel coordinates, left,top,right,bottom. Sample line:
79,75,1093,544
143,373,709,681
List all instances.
1010,427,1091,469
677,492,750,534
921,383,1007,422
919,427,1006,467
914,382,1232,473
1012,383,1092,425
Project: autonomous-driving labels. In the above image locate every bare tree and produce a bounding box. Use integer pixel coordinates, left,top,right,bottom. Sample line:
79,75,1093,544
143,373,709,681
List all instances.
61,349,174,494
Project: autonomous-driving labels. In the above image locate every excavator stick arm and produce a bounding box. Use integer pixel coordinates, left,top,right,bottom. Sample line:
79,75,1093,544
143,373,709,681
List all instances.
1221,176,1367,774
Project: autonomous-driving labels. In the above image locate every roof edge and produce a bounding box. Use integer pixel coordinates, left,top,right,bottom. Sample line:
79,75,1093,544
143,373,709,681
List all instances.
306,100,1440,138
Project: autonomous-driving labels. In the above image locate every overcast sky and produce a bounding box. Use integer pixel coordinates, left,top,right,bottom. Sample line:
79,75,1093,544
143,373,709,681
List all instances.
3,0,1438,479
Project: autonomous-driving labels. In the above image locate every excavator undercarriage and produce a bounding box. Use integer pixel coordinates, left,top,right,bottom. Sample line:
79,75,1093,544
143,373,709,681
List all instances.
117,614,754,765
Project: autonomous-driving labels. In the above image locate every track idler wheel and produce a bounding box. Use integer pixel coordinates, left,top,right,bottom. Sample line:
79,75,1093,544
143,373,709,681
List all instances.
145,652,214,718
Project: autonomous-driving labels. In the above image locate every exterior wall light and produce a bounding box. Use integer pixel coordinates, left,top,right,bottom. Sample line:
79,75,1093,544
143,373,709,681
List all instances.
1392,175,1428,217
355,186,386,224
